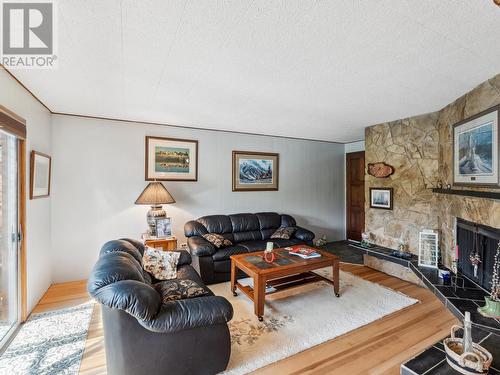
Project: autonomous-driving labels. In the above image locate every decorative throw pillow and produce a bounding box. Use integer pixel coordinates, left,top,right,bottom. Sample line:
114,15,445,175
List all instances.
154,279,209,303
270,226,297,240
142,247,180,280
203,233,233,248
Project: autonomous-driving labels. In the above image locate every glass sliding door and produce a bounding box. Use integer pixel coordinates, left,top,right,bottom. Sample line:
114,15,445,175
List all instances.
0,131,19,348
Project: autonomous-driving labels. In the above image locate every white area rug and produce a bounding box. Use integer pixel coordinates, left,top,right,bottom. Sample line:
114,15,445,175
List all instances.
0,302,94,375
210,268,419,375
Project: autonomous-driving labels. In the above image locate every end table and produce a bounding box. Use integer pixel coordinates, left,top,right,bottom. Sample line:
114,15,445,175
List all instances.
144,237,177,251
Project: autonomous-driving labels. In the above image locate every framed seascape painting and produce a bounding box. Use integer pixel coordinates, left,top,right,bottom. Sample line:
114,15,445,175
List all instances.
453,104,500,187
145,136,198,181
30,151,51,199
232,151,279,191
369,188,393,210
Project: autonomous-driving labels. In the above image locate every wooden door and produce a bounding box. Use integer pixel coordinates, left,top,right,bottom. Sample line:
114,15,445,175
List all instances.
346,151,365,241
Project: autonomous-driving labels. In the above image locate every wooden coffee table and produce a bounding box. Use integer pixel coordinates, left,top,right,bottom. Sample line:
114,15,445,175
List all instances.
230,245,340,321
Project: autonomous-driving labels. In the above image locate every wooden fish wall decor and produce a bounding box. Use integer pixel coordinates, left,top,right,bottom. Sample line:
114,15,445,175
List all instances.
367,162,395,178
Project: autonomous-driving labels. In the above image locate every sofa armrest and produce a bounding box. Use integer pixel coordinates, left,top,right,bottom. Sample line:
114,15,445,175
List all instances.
294,226,315,242
138,295,233,333
174,250,192,266
187,236,216,257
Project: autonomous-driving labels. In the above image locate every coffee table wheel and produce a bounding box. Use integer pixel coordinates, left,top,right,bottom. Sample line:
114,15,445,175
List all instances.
258,316,264,322
232,291,238,297
335,292,340,298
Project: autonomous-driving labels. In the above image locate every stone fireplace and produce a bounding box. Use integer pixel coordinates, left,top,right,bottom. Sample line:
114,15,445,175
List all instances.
365,73,500,271
456,218,500,291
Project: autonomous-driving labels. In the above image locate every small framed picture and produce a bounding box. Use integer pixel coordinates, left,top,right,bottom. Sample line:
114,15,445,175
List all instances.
155,217,172,238
30,150,52,199
145,136,198,181
369,187,393,210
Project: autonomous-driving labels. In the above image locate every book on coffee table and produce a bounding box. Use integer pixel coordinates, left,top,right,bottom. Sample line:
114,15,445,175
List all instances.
287,246,322,259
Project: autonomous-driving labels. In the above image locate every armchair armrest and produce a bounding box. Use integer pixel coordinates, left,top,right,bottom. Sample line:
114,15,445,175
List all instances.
187,236,216,257
138,295,233,333
294,226,315,242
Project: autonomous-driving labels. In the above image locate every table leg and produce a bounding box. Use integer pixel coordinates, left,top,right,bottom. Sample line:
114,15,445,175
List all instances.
230,260,237,296
332,260,340,297
254,276,265,321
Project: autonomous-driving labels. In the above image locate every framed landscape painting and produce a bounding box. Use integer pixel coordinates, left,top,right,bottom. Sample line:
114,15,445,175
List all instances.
453,104,499,187
145,136,198,181
369,188,393,210
30,150,51,199
232,151,279,191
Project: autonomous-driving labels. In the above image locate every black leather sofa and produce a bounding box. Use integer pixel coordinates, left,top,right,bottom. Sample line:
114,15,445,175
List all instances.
184,212,315,284
87,239,233,375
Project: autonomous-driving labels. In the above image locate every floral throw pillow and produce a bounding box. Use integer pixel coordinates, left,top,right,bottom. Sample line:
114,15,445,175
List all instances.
142,247,180,280
154,279,209,303
203,233,233,248
270,226,297,240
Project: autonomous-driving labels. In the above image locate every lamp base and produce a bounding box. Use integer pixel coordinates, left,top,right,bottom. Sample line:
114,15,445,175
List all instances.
147,205,166,236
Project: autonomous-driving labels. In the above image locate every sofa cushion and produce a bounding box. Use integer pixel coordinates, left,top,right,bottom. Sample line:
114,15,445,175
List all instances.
271,226,297,239
256,212,281,230
197,215,233,234
212,245,249,261
232,230,262,243
154,279,209,303
203,233,233,248
143,248,180,280
281,214,297,227
270,238,302,248
229,213,260,232
238,240,269,252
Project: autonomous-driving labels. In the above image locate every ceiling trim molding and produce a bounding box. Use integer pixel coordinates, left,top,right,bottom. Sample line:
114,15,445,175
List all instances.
51,111,345,144
1,65,52,112
3,65,353,144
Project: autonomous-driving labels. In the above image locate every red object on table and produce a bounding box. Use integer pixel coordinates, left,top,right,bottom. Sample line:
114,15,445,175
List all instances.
263,252,275,263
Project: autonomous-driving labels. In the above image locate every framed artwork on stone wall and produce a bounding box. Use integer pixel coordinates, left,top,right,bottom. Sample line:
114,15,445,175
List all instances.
369,187,393,210
452,104,500,187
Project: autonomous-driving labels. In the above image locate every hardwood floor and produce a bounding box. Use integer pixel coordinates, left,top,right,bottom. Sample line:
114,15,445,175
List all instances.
33,264,457,375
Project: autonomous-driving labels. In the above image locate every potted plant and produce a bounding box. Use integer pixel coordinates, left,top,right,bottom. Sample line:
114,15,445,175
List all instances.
478,240,500,319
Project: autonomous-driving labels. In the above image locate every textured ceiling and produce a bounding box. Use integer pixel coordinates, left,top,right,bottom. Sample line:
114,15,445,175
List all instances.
8,0,500,142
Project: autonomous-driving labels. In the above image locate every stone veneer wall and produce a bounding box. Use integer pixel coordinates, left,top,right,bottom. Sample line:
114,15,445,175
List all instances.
365,74,500,269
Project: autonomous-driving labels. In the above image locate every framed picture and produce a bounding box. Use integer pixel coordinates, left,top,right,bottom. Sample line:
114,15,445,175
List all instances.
232,151,279,191
155,217,172,238
369,187,393,210
145,136,198,181
453,104,499,187
30,151,51,199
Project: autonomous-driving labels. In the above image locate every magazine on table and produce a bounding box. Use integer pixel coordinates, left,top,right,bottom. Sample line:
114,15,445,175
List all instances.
286,246,322,259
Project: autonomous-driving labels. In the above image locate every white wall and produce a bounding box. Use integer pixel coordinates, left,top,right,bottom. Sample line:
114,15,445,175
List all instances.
344,140,365,154
51,115,345,282
0,69,52,313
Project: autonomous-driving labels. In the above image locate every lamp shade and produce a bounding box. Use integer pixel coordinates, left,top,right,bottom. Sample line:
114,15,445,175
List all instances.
135,182,175,205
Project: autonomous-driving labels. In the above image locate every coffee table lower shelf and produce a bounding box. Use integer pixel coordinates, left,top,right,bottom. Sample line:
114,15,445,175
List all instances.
231,267,340,321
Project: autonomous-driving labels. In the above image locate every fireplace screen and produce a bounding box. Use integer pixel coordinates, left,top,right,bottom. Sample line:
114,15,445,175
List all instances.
456,218,500,291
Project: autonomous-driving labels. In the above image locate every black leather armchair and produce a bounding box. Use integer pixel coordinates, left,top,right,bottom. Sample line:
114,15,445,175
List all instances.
185,212,315,284
87,239,233,375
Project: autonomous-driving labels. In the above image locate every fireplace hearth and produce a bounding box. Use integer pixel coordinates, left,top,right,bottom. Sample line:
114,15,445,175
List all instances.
456,218,500,292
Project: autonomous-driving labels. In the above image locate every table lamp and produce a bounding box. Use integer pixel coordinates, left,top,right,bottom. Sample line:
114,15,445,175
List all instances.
135,181,175,236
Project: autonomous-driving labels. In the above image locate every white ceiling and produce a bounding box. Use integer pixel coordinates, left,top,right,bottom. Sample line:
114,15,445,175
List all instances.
9,0,500,143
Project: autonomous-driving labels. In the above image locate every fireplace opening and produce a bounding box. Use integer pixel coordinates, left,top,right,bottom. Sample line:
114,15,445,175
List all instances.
456,218,500,291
